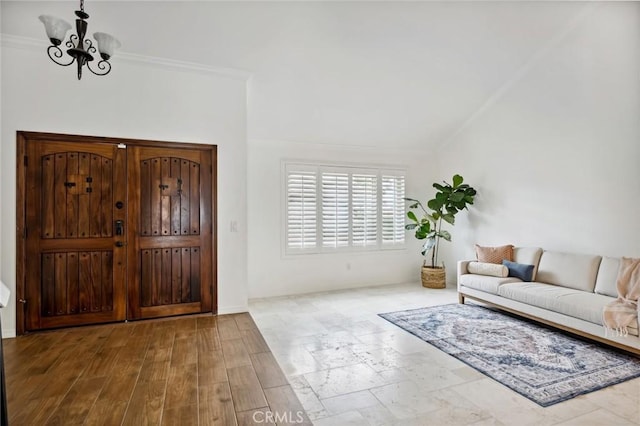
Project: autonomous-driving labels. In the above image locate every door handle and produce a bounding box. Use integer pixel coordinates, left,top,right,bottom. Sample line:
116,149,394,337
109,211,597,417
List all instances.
115,220,124,236
115,241,125,248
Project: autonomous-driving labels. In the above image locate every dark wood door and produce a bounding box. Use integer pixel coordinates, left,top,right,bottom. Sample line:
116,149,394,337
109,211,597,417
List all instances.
18,133,216,333
24,140,127,330
126,146,214,320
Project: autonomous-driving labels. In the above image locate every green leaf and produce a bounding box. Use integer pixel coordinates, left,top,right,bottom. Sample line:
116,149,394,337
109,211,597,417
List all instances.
442,213,455,225
450,191,465,203
433,183,446,191
440,230,452,241
405,223,417,230
427,198,442,211
452,174,463,188
431,212,440,221
435,192,447,201
415,222,431,239
407,211,418,223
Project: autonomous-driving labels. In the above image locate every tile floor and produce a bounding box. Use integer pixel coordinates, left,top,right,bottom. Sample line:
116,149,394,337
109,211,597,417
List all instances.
249,283,640,426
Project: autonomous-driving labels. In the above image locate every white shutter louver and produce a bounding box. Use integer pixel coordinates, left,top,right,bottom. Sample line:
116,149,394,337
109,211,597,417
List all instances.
286,171,317,249
381,175,406,245
352,174,378,247
322,173,350,248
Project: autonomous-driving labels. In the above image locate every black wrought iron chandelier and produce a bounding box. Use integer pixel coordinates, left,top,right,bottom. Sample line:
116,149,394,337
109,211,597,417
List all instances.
39,0,120,80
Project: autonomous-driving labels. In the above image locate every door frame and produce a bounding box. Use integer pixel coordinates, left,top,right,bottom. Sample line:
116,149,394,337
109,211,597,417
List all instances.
16,131,218,335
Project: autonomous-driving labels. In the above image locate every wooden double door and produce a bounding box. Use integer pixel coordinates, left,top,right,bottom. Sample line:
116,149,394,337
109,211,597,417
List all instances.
17,132,216,333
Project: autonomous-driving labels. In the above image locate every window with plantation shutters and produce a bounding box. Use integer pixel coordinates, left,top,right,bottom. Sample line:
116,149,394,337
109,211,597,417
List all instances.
284,163,405,254
352,174,378,247
381,174,406,245
286,170,317,249
322,172,349,248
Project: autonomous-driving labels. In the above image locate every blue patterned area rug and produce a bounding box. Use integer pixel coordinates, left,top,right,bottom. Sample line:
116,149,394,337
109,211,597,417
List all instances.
379,303,640,407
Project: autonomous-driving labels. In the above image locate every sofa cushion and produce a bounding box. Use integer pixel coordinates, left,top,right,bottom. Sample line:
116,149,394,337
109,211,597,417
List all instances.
498,282,615,326
513,247,543,280
594,257,621,298
535,251,602,292
459,274,520,295
467,262,508,278
475,244,514,264
502,260,535,282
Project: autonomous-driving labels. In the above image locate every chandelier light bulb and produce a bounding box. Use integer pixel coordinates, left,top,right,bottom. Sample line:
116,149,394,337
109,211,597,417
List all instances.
38,15,72,46
93,32,121,61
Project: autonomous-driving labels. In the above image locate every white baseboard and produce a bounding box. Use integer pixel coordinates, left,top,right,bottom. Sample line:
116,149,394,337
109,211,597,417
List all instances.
1,328,16,339
217,305,249,315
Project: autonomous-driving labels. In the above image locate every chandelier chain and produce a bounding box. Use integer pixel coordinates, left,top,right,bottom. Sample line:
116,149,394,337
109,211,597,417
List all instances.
80,0,85,12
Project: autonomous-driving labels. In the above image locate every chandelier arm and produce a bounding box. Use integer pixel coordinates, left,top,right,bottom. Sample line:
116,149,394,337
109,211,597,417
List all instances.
84,38,97,55
86,59,112,76
67,35,78,49
46,45,75,67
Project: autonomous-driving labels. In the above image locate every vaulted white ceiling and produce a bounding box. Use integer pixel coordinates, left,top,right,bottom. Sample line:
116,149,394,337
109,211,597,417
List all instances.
2,1,590,149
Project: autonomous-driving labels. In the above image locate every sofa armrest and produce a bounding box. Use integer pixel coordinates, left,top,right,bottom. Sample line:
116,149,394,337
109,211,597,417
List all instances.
457,260,472,290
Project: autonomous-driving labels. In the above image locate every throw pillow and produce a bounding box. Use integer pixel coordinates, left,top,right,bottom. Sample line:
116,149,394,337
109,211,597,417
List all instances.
468,262,509,278
502,260,535,282
475,244,514,264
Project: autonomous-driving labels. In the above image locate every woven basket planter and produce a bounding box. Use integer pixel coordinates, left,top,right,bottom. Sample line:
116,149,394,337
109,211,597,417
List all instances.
421,266,446,289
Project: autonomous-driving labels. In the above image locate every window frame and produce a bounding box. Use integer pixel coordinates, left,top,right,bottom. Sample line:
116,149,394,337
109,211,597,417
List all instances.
282,161,407,256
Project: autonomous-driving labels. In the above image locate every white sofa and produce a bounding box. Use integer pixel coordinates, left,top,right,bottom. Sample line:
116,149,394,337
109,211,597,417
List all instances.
457,247,640,355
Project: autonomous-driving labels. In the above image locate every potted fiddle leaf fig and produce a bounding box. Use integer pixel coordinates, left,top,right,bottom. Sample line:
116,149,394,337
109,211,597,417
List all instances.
405,174,477,288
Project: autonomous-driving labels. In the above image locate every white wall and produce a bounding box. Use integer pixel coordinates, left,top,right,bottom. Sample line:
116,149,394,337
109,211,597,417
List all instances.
247,139,431,299
436,3,640,282
0,36,250,337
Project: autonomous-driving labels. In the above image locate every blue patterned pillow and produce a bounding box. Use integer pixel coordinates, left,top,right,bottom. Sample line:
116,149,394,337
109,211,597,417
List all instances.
502,260,535,282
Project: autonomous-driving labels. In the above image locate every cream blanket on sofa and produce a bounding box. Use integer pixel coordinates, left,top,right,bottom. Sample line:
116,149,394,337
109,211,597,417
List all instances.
603,257,640,336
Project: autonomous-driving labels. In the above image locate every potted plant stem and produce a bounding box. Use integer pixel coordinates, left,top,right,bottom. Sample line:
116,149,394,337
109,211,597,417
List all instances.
405,174,477,288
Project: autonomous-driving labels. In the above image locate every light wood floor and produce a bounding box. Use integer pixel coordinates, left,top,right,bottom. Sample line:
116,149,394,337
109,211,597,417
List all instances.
4,313,311,425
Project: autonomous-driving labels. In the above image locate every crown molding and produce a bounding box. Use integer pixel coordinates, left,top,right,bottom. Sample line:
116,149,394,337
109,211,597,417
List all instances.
0,33,252,81
249,138,432,155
